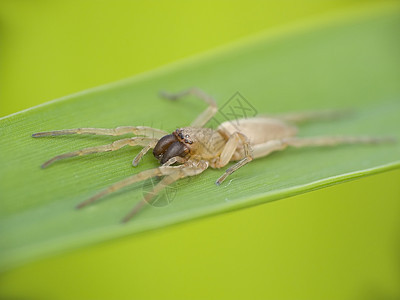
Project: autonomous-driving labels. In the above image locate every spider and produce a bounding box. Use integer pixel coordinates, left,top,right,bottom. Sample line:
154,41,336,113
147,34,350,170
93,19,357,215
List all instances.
33,88,390,222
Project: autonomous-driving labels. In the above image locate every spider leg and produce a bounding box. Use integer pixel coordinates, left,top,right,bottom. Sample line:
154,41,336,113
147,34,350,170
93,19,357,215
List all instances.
252,135,395,160
162,156,186,166
219,135,395,181
41,137,157,168
32,126,167,139
282,136,396,148
260,110,352,124
132,139,159,166
160,87,218,127
76,165,187,209
216,135,394,185
121,160,209,222
215,132,253,185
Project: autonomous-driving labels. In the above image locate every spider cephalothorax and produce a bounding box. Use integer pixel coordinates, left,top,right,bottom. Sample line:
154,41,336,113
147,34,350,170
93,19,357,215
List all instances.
174,128,194,145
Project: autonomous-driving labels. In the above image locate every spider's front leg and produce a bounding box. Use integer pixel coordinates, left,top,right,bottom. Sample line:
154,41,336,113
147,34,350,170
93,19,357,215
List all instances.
32,126,167,139
77,160,209,222
33,125,168,168
122,160,208,222
39,137,158,168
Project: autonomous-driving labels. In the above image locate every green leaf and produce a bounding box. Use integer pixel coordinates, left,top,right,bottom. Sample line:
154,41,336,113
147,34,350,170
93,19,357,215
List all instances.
1,5,399,271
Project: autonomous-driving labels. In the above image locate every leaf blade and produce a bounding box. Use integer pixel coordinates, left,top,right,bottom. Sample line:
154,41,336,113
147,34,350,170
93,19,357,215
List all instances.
1,7,400,271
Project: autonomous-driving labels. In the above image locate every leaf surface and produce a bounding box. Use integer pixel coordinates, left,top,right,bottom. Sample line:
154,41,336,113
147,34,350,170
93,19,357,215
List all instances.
1,6,399,271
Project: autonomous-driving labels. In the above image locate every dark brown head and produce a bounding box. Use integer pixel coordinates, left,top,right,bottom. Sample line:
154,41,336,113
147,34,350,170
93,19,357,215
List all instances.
153,129,191,164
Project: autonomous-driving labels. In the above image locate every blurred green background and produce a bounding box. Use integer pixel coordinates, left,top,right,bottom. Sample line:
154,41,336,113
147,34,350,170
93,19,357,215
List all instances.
1,1,399,299
0,0,390,117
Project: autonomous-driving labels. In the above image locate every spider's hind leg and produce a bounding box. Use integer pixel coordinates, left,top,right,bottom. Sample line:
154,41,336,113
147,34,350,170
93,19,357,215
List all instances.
262,110,352,125
250,135,394,161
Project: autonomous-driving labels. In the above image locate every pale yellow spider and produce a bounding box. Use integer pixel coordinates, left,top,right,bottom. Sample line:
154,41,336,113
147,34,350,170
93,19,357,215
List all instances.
33,88,390,222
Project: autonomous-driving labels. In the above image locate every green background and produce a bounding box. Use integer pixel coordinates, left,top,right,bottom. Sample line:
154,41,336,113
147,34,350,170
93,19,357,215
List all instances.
1,1,399,299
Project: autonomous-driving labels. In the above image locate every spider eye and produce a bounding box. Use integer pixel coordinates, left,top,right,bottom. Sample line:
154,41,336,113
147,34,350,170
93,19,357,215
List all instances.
161,141,189,164
153,134,177,160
